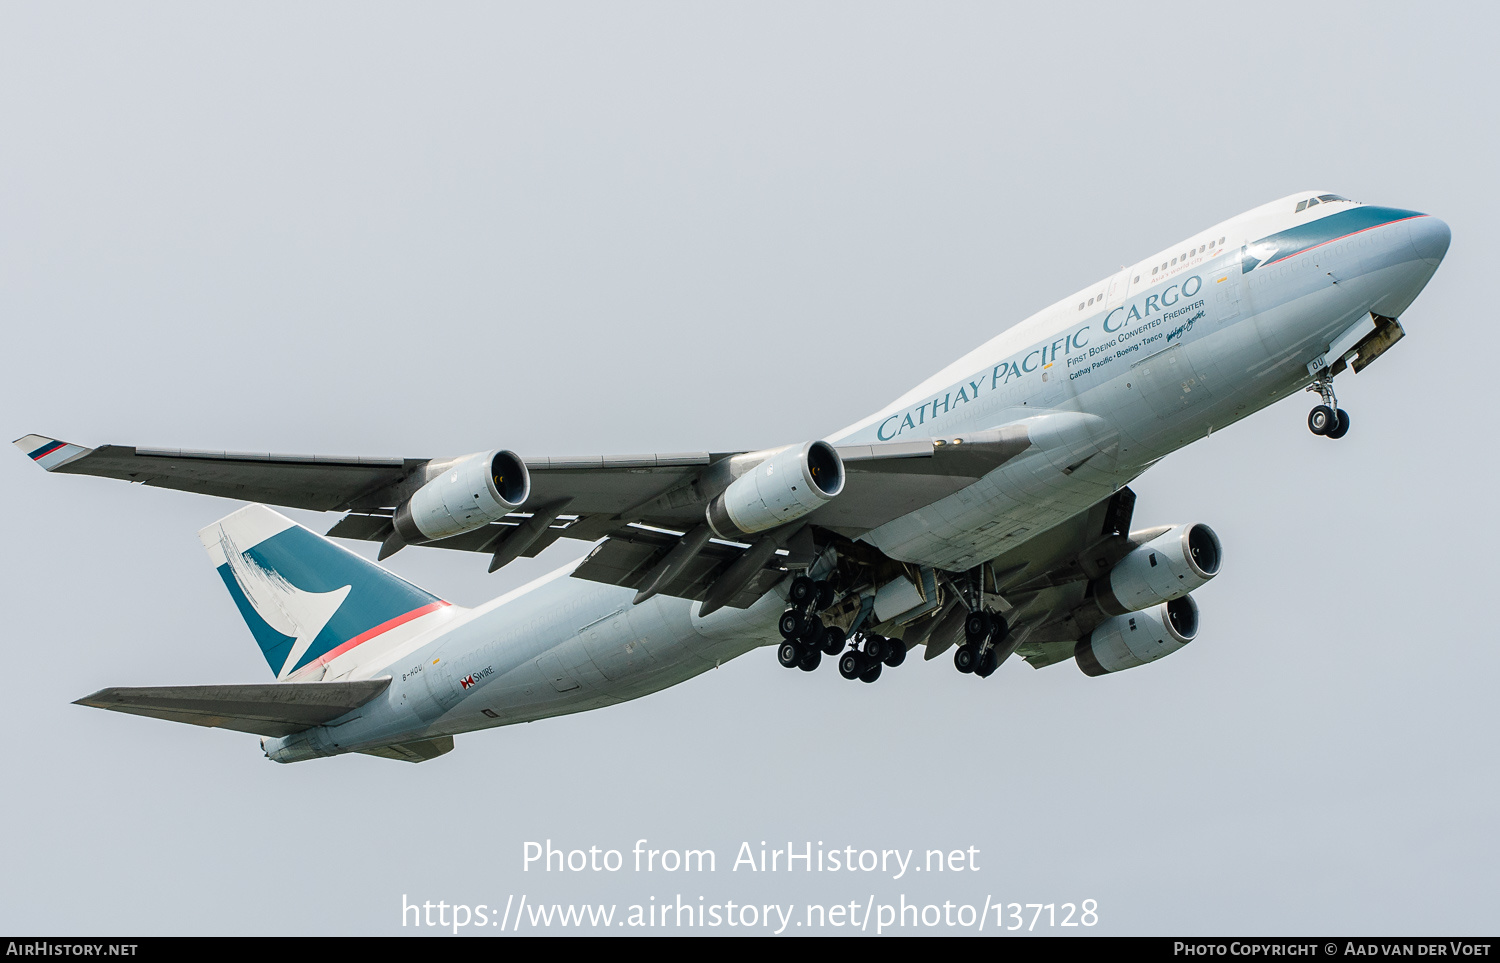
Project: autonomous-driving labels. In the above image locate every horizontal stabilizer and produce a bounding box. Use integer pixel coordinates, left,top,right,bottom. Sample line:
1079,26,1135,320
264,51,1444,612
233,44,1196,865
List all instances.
357,737,454,763
74,678,391,737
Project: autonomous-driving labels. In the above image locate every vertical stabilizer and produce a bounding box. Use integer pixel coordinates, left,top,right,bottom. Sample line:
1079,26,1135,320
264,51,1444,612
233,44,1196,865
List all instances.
200,505,450,680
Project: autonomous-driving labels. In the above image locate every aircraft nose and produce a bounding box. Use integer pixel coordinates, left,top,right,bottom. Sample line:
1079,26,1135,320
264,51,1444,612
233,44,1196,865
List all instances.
1409,215,1451,266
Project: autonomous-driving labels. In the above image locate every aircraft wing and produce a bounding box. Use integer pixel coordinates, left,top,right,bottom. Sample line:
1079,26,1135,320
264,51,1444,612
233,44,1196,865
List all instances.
16,433,733,518
17,430,1031,553
18,428,1037,611
74,678,392,737
15,435,423,512
984,487,1157,670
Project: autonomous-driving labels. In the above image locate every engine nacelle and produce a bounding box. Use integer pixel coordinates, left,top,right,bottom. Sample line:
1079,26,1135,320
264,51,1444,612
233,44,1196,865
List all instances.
1076,595,1199,677
705,440,844,539
1093,523,1221,616
393,450,530,544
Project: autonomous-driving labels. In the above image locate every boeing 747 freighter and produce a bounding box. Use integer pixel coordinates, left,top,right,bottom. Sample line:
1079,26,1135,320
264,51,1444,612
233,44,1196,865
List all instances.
18,190,1450,763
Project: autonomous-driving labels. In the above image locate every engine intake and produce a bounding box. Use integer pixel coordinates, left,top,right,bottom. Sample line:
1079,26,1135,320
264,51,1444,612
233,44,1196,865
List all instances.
1076,595,1199,676
1092,522,1221,617
705,440,844,539
393,450,530,544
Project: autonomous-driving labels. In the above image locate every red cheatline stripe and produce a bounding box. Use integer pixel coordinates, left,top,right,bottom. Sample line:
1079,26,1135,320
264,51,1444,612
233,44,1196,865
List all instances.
30,442,66,460
304,601,451,670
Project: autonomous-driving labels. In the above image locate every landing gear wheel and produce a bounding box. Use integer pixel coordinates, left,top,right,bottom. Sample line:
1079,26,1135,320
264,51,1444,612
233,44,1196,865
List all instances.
777,641,803,669
789,576,817,608
820,625,847,656
975,648,1000,678
863,634,887,663
802,621,827,650
839,651,865,680
778,611,804,639
988,613,1010,643
954,644,977,674
858,662,882,684
883,639,907,668
1327,408,1351,439
814,581,836,611
796,648,821,672
1308,405,1336,436
964,610,992,643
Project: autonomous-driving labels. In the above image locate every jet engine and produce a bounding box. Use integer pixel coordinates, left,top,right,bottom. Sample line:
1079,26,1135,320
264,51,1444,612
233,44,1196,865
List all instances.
1090,523,1221,617
705,440,844,539
392,450,531,544
1075,595,1199,676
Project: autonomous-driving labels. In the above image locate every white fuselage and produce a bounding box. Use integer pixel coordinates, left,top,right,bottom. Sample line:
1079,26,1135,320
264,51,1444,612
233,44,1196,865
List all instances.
265,192,1450,762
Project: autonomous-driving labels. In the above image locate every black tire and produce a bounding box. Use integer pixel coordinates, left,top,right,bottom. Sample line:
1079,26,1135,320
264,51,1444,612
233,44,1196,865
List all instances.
778,611,803,640
797,647,822,672
1308,405,1335,436
789,576,817,608
975,648,999,678
777,641,802,668
839,651,864,680
965,610,992,643
864,634,886,663
815,581,835,611
954,644,976,674
821,625,847,656
859,662,882,684
884,638,907,668
988,613,1010,644
802,621,827,649
1327,408,1351,439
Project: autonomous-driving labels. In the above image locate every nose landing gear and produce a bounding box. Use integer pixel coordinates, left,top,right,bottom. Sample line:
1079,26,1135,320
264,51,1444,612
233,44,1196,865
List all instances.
1306,376,1350,439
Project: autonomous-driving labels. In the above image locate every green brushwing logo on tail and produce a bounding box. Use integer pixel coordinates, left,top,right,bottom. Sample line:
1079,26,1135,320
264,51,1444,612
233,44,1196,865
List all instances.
214,523,445,678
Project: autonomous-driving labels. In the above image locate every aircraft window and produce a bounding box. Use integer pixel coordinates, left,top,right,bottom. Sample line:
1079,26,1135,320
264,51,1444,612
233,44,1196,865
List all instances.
1296,200,1308,212
1152,266,1159,275
1307,197,1319,207
1171,257,1177,266
1209,239,1216,249
1088,297,1094,306
1078,302,1085,311
1318,194,1350,203
1219,236,1225,245
1133,275,1140,283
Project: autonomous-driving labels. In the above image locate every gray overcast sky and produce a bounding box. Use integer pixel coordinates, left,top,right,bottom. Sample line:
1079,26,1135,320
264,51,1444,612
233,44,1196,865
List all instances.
2,2,1493,936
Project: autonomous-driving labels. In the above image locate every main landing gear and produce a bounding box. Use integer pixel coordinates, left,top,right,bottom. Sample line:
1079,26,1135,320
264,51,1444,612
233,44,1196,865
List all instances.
1306,376,1350,439
953,609,1009,679
774,576,907,684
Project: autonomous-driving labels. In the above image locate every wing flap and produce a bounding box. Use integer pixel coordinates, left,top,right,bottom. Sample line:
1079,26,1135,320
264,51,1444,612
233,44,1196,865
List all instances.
74,678,392,737
570,528,784,607
356,736,454,763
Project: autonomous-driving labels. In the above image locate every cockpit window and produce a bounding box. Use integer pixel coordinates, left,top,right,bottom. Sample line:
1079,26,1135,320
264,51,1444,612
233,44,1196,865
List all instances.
1300,194,1353,213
